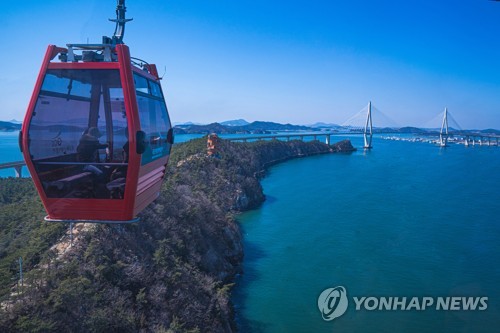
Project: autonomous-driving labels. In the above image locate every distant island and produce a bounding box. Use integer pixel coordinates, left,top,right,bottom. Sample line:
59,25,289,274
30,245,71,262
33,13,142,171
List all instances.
220,119,249,127
174,120,314,135
0,121,21,131
173,120,500,136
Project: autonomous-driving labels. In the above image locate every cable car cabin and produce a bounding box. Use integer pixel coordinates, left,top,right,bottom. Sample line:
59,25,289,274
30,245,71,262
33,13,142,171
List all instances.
20,44,173,223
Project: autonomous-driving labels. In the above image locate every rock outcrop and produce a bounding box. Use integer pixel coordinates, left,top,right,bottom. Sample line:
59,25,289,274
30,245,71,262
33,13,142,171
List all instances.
330,139,356,153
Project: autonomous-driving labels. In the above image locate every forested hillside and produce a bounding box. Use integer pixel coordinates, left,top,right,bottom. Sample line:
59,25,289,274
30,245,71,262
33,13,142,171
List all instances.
0,138,353,332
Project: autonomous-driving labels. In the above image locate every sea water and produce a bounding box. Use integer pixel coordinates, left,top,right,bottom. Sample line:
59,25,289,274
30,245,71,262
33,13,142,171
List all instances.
233,136,500,333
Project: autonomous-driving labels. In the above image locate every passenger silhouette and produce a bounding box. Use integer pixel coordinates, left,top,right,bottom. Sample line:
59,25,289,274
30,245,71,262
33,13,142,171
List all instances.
76,126,109,185
77,127,108,162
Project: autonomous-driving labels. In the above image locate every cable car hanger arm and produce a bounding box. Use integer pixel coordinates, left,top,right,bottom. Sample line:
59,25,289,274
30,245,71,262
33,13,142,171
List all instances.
108,0,133,45
61,0,133,63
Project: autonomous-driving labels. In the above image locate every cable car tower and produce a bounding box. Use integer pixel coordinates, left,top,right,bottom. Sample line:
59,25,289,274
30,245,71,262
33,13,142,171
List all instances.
20,0,174,223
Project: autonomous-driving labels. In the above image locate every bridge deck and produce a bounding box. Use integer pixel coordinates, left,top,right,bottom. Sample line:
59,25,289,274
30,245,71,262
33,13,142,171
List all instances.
0,161,26,178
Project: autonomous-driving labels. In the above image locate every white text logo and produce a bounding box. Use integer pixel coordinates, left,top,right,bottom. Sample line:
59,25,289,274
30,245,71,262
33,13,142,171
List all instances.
318,286,488,322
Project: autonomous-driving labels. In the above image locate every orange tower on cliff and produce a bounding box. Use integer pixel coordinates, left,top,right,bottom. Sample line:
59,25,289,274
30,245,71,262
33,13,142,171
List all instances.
207,133,219,156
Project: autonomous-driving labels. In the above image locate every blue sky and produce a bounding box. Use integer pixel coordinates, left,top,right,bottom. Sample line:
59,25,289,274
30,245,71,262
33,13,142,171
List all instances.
1,0,499,128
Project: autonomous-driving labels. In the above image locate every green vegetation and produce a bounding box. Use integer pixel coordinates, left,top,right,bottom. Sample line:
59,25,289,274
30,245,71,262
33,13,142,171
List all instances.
0,137,350,332
0,178,66,300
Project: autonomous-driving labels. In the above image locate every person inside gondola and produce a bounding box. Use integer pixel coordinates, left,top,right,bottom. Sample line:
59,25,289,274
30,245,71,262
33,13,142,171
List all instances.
76,127,109,198
77,127,108,163
77,127,108,175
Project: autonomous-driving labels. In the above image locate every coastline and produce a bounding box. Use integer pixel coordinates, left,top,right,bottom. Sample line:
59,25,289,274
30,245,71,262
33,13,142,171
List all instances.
228,137,500,332
0,137,354,332
164,137,356,331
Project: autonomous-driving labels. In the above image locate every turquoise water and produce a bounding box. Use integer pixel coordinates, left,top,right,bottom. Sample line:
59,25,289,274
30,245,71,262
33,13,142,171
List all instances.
233,137,500,332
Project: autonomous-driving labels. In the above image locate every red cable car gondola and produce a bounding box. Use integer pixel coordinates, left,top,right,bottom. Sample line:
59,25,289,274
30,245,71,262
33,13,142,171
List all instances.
20,1,173,223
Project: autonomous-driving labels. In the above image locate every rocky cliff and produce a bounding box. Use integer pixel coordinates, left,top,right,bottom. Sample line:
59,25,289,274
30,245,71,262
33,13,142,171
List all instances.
0,138,354,332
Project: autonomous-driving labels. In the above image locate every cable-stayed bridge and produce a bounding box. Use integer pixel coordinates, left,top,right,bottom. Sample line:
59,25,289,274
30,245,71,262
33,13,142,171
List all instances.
428,108,500,147
226,102,499,148
337,102,499,148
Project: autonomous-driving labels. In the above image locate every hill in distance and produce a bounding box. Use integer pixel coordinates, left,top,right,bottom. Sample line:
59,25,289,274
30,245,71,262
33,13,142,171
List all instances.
173,121,205,127
172,120,451,135
220,119,249,127
308,122,342,128
173,121,317,135
0,121,21,131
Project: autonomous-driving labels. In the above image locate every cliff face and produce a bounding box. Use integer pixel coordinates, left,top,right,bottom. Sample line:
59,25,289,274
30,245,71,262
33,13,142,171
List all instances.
0,138,354,332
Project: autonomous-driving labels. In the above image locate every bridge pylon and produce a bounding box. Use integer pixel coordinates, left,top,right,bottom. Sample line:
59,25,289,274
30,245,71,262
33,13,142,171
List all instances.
364,101,373,149
439,107,449,147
